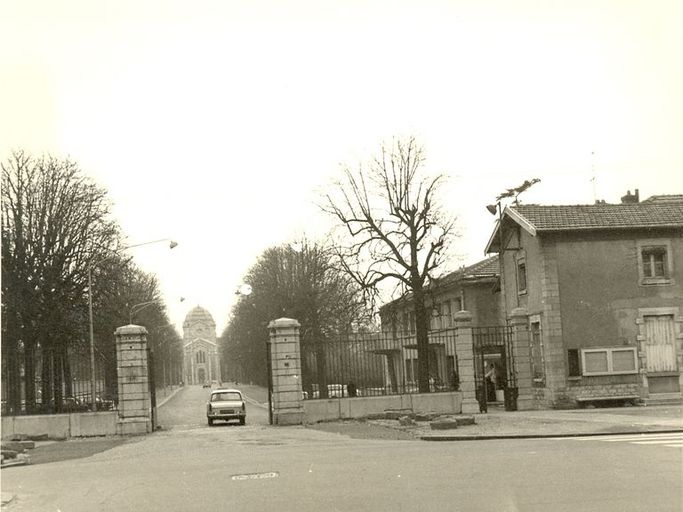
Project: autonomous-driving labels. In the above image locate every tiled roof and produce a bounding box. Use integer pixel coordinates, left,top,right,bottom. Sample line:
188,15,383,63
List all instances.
436,255,499,285
509,202,683,231
641,194,683,204
379,255,499,311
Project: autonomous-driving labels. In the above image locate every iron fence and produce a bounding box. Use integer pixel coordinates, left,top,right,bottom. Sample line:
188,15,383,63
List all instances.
300,328,460,399
1,344,117,416
472,325,517,412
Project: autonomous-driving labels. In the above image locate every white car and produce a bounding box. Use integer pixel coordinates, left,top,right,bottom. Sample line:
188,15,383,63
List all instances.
207,389,246,426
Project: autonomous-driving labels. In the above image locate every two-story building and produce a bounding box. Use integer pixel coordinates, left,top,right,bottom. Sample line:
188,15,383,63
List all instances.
485,191,683,408
379,256,502,392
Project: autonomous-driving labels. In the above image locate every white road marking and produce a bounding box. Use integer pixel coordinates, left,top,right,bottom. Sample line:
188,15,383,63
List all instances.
231,471,279,481
559,432,683,449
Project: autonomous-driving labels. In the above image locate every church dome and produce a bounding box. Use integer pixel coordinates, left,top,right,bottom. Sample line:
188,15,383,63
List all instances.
183,305,215,328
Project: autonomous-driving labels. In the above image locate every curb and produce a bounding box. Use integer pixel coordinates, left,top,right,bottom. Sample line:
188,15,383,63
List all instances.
420,428,683,441
157,386,183,408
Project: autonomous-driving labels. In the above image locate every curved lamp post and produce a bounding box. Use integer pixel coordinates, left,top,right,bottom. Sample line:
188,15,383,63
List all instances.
87,239,177,411
129,297,186,324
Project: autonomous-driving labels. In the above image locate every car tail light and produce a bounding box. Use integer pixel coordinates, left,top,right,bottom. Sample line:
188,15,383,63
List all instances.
242,403,246,411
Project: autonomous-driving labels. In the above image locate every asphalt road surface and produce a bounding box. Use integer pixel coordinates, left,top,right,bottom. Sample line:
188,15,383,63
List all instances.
157,384,269,431
3,387,681,512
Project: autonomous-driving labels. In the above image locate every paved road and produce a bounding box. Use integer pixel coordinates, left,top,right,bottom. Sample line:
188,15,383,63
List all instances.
3,387,680,511
157,384,269,430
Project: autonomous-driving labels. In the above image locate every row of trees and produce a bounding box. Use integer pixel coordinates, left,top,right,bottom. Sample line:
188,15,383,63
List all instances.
221,137,455,394
1,150,181,414
220,240,372,396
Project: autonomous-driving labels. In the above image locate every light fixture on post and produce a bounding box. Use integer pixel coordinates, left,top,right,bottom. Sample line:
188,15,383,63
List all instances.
129,296,185,324
87,239,178,411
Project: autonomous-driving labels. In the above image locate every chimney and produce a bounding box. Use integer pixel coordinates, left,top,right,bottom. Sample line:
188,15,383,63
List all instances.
621,189,639,204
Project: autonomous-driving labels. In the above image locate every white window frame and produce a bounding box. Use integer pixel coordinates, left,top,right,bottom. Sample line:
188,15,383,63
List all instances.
581,347,638,376
637,239,674,286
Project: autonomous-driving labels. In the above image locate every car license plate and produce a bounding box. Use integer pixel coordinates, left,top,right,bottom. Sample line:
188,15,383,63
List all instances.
220,409,234,414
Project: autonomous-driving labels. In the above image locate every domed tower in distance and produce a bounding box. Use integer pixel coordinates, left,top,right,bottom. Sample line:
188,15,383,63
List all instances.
182,305,221,385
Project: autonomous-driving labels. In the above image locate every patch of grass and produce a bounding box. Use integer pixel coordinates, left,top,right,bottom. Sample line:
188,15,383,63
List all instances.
29,437,132,465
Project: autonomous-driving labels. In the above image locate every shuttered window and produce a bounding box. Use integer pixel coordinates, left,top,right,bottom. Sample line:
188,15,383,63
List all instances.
581,347,638,376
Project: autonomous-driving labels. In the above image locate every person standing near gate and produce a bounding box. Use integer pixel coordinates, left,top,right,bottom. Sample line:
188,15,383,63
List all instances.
485,362,498,402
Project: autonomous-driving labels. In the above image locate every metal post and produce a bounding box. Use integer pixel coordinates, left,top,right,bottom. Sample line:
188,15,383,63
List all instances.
88,267,97,411
266,341,273,425
498,202,507,323
148,347,157,431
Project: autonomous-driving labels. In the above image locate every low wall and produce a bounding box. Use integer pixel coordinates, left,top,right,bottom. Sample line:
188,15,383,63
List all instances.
302,392,463,423
1,411,118,439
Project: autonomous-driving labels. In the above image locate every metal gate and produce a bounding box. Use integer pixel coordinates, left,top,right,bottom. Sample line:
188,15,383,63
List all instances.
147,348,157,431
266,340,273,425
473,326,517,412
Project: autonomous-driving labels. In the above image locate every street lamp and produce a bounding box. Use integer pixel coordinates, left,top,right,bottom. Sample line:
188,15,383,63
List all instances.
87,239,177,411
129,297,185,324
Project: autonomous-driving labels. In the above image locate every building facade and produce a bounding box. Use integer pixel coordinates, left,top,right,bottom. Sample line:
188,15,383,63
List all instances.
182,306,221,385
379,256,502,392
485,192,683,408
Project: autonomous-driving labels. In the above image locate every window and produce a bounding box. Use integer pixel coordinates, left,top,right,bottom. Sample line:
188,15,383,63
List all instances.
405,358,418,382
431,303,441,330
408,311,416,334
442,301,452,328
530,320,545,384
401,313,409,334
567,349,581,377
638,240,673,285
581,347,638,376
517,258,527,294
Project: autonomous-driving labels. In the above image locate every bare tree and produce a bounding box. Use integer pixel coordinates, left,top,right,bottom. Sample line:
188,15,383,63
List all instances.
323,137,455,393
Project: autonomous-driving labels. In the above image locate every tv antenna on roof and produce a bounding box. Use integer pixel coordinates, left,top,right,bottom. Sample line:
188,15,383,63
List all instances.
590,151,597,203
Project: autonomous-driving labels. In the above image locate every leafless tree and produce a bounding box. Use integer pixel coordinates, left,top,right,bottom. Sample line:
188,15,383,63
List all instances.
323,137,456,393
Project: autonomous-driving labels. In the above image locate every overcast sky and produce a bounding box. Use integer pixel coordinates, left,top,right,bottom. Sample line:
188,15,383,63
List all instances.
2,0,682,332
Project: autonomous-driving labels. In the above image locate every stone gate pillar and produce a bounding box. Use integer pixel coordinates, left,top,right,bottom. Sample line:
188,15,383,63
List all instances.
268,318,304,425
454,310,480,414
115,324,152,435
509,308,534,410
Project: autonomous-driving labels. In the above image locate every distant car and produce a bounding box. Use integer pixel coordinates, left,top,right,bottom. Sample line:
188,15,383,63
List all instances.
207,388,246,426
202,382,211,388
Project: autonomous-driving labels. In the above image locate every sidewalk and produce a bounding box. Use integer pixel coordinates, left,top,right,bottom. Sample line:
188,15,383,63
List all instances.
365,404,683,441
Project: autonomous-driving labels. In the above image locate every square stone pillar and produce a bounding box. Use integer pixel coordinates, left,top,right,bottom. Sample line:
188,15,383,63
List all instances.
115,324,152,435
268,318,304,426
509,308,535,410
453,310,480,414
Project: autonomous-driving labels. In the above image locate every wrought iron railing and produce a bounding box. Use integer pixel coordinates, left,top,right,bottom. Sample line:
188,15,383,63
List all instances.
300,329,460,399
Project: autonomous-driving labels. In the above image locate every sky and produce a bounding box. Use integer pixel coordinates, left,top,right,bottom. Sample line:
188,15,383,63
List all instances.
2,0,682,332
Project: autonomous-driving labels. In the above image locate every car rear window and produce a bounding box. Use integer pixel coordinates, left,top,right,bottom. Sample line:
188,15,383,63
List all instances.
211,392,242,402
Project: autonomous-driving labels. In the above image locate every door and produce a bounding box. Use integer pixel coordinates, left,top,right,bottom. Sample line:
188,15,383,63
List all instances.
644,315,678,372
644,315,679,394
